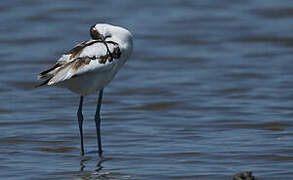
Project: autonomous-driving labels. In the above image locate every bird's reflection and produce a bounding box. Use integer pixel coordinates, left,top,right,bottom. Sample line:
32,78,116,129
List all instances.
80,156,110,172
80,157,88,171
95,157,104,172
79,156,115,180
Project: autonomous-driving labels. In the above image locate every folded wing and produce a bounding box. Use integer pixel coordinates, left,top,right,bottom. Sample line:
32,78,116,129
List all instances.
38,40,120,86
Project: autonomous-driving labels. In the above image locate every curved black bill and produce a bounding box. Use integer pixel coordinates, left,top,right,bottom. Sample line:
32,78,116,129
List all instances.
90,25,105,41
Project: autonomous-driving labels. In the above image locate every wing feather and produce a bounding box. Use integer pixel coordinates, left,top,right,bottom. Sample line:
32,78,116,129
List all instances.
38,40,120,86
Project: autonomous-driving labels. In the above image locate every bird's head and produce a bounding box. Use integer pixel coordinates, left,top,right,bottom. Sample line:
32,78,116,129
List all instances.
90,23,133,61
90,24,132,47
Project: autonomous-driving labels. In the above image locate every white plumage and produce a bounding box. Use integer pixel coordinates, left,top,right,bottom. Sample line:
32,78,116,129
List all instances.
38,23,133,156
39,23,133,95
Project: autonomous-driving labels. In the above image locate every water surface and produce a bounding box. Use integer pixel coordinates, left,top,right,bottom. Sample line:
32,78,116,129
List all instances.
1,0,293,179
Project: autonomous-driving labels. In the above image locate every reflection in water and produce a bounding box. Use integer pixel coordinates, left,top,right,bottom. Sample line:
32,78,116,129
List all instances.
78,157,128,180
95,158,104,173
80,157,88,172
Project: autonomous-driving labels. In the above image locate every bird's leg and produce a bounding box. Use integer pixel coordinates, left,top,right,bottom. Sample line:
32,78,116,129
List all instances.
95,89,104,156
77,96,85,155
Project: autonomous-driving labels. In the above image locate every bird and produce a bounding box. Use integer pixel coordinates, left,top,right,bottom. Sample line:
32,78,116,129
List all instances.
37,23,133,156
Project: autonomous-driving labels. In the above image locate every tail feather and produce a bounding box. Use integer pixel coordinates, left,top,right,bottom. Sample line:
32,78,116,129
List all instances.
38,63,62,79
37,63,62,87
35,78,52,88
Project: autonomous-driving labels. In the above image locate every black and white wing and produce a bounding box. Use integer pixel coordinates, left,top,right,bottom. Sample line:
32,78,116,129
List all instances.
38,40,120,86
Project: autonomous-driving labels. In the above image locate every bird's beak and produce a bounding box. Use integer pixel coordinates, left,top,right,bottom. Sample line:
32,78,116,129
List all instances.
90,26,105,41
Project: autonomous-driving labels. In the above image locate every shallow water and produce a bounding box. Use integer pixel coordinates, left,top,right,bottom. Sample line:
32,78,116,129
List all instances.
1,0,293,179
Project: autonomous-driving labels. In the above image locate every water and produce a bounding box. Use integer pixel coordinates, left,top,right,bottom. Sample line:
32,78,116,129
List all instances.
1,0,293,179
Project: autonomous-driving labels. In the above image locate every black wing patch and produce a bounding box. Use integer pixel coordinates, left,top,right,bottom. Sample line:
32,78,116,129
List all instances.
68,40,120,60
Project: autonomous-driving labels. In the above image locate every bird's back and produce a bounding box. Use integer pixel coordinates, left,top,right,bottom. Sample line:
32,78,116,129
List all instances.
38,24,133,96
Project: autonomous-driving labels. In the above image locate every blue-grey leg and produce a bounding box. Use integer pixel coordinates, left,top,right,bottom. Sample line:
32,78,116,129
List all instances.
77,96,85,155
95,89,104,156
